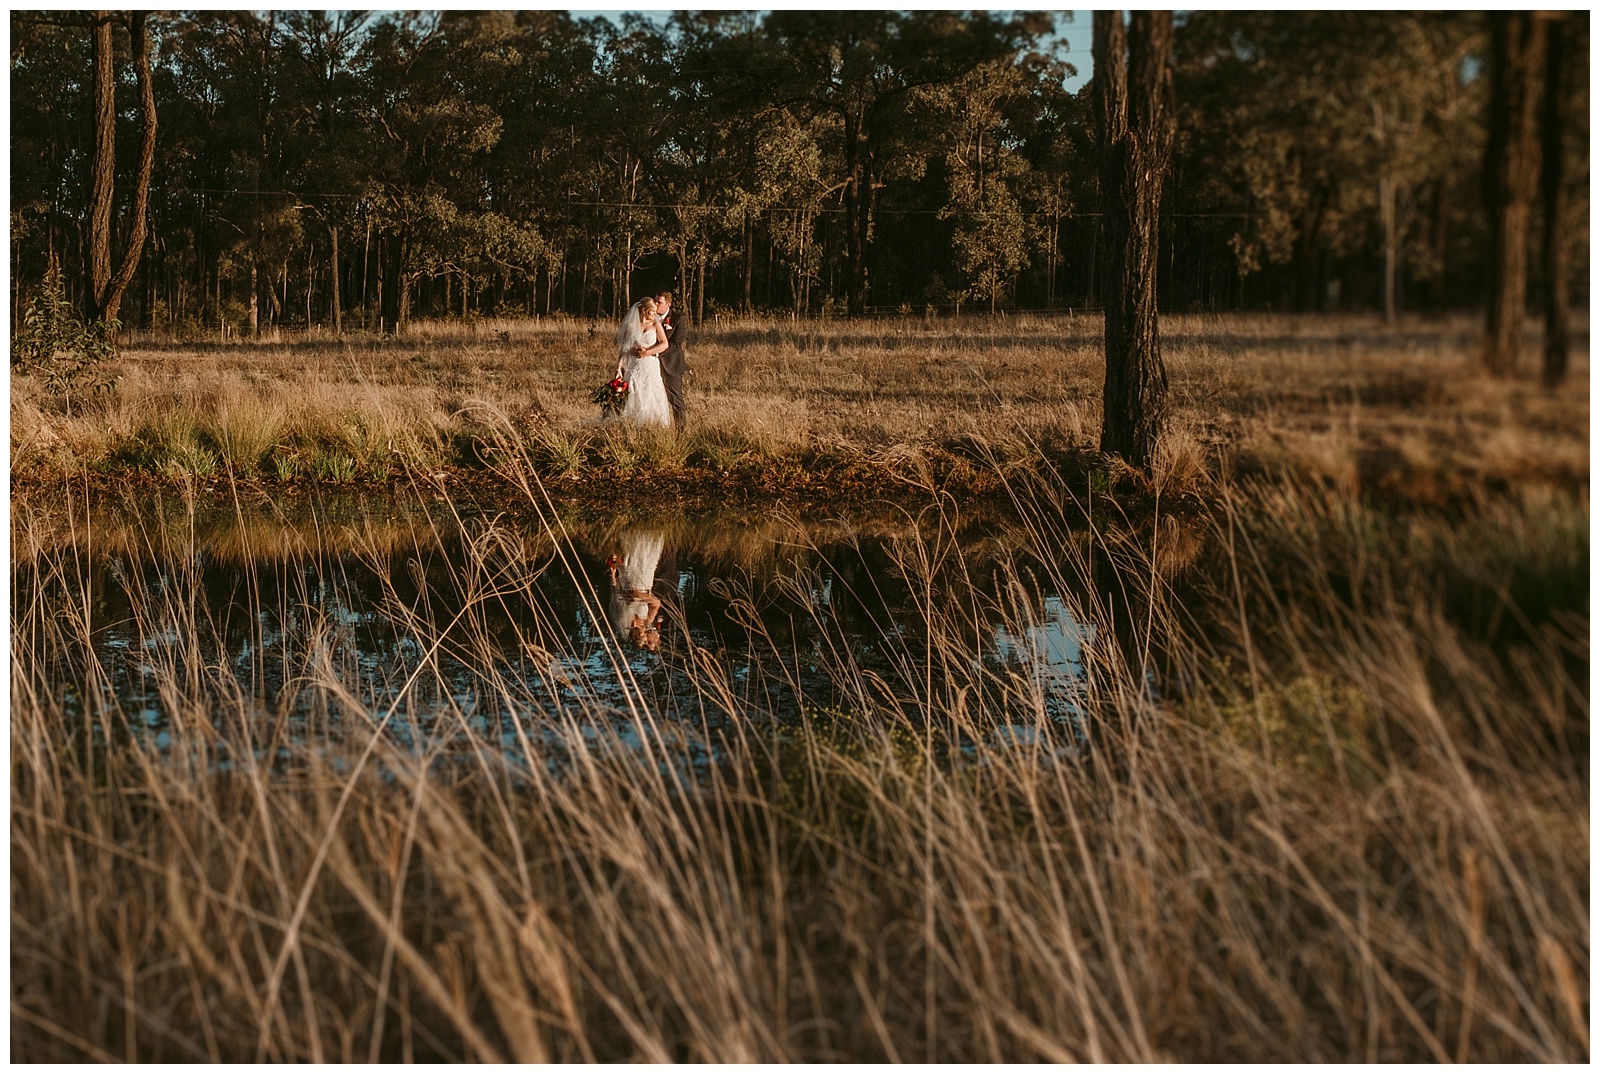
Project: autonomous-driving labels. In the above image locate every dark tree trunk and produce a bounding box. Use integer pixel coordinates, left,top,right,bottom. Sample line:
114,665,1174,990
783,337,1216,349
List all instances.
1379,175,1398,323
86,12,115,319
1481,12,1546,376
1427,178,1452,310
742,210,755,314
696,237,707,324
1293,189,1328,312
329,223,341,333
1093,10,1175,473
86,11,156,328
380,236,403,334
1539,13,1570,387
843,110,871,317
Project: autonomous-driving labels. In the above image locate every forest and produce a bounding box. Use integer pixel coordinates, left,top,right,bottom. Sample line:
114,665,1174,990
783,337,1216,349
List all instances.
10,10,1590,334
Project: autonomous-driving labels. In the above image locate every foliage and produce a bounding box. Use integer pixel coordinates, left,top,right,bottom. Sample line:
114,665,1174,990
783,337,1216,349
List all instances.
6,11,1590,323
11,270,119,398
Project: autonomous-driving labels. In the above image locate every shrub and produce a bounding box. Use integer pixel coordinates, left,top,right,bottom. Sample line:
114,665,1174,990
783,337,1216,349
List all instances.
11,270,119,407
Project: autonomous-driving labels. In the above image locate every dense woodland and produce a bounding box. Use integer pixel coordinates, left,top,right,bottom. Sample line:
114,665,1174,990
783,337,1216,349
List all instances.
9,10,1591,333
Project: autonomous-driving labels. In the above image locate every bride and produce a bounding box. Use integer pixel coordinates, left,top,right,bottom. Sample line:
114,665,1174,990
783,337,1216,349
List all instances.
607,528,666,651
609,295,673,427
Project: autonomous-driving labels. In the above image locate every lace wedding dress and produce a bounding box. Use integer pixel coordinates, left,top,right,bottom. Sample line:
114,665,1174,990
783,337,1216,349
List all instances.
613,301,673,428
608,529,666,643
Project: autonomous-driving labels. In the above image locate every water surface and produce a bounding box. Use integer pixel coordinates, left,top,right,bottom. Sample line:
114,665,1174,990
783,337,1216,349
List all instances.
15,492,1101,772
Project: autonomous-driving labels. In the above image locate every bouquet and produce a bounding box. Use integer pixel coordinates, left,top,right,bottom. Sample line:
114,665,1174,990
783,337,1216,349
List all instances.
591,374,629,414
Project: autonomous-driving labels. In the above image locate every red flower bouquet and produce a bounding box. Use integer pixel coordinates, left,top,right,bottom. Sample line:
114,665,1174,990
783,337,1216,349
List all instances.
591,375,629,414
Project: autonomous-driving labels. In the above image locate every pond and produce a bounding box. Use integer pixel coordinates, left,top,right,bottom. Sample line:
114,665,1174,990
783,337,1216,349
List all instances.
14,489,1115,775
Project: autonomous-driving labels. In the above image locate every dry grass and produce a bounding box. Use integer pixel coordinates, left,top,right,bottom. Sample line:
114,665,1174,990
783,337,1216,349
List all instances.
10,426,1589,1061
10,313,1589,1060
11,312,1588,504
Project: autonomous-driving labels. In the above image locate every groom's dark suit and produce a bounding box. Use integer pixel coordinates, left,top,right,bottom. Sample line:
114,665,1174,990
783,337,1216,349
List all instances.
657,307,688,426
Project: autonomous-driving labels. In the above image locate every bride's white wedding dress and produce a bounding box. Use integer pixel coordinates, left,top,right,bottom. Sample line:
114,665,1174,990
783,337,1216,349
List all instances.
608,530,665,627
608,300,672,428
622,326,673,428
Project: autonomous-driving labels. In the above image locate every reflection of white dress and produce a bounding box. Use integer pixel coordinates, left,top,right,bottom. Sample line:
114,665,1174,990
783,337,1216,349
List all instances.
609,531,665,634
622,327,673,428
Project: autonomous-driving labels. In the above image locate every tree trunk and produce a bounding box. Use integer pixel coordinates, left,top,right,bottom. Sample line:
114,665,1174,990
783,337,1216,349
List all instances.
329,223,341,334
380,235,403,334
1093,10,1175,473
1427,178,1451,310
696,238,707,324
249,263,259,336
843,111,871,317
742,210,754,314
361,218,372,328
86,11,156,328
1539,13,1570,387
1481,11,1546,376
1379,175,1398,323
86,12,115,320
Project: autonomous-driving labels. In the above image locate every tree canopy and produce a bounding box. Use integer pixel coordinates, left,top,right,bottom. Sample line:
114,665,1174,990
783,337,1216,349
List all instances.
8,10,1588,331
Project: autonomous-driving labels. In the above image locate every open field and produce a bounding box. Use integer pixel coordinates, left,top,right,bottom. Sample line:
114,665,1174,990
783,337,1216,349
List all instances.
11,314,1590,1061
11,313,1590,508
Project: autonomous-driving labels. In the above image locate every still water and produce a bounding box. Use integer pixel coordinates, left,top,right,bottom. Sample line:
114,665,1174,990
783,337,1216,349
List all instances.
14,493,1101,770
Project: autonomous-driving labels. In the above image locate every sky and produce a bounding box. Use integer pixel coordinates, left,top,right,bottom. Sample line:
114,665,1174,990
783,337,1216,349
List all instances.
570,9,1094,93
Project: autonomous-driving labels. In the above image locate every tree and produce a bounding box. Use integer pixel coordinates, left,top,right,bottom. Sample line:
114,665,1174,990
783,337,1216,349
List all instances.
1480,12,1546,375
1173,13,1482,317
932,60,1036,312
1094,11,1175,472
8,12,1588,328
1539,12,1574,387
764,11,1040,315
86,10,157,326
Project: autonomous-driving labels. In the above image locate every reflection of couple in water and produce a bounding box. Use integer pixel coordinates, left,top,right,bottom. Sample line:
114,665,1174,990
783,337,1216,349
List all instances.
607,529,672,652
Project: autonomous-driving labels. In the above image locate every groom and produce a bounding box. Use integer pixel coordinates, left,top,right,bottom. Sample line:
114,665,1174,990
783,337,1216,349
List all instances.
654,290,688,426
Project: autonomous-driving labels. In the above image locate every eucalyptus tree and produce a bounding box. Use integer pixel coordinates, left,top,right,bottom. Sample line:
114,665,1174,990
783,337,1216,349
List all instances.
754,111,838,318
1174,11,1484,315
761,10,1045,315
1538,11,1585,387
356,11,505,328
11,10,155,326
929,59,1037,312
581,13,679,314
1480,12,1545,376
1010,48,1087,311
10,12,96,308
665,10,798,319
474,11,598,314
1093,10,1175,473
279,10,372,331
84,10,156,327
1175,12,1378,311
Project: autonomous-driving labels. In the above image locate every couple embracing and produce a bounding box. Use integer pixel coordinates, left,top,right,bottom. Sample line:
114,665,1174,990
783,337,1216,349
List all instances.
610,291,687,428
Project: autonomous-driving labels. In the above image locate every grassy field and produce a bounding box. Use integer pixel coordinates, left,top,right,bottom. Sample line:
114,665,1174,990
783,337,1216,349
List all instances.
11,312,1589,507
10,314,1590,1061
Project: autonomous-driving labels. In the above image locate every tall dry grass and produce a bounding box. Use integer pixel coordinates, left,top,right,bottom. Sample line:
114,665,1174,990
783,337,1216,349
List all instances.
11,425,1587,1061
12,313,1588,503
